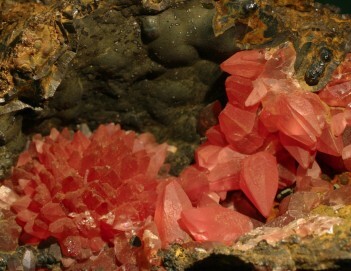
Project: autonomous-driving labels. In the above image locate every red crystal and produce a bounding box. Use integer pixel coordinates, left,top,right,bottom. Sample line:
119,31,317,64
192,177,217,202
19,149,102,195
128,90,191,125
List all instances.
205,125,227,146
10,124,168,261
239,151,279,218
245,42,296,107
225,75,257,110
193,145,248,196
220,49,266,79
219,103,266,153
180,204,253,244
195,144,224,170
179,166,209,203
279,132,315,169
154,180,192,247
261,91,325,147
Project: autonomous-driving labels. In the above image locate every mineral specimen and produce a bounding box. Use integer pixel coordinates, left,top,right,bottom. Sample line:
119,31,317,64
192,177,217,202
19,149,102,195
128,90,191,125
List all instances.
10,124,168,268
164,41,351,269
6,38,351,271
1,0,351,270
177,42,347,222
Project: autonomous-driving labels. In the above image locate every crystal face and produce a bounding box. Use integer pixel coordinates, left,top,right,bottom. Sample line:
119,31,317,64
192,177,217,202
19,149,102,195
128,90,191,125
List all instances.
239,151,278,218
180,204,253,243
154,180,192,247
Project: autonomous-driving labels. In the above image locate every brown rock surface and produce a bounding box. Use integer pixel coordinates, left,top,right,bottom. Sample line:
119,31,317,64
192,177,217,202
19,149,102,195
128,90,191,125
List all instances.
161,206,351,270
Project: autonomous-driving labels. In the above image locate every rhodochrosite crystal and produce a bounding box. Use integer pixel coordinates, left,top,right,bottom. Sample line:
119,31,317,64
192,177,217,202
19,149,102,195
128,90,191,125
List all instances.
154,180,192,247
240,152,278,218
180,204,253,243
10,124,168,264
181,42,351,221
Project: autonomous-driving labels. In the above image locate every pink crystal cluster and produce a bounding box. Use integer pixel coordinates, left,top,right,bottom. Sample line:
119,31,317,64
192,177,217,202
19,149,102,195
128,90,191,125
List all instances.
135,42,351,250
179,42,351,225
10,124,168,264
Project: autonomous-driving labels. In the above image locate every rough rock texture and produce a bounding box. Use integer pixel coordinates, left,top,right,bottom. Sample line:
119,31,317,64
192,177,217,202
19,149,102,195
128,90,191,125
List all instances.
162,206,351,271
0,114,25,179
0,242,62,271
214,0,351,92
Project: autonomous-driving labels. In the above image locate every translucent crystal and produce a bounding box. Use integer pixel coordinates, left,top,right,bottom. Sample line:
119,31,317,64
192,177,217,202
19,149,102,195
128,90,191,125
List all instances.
11,124,168,260
154,180,192,247
22,249,36,271
180,204,253,243
240,151,279,218
220,49,266,79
